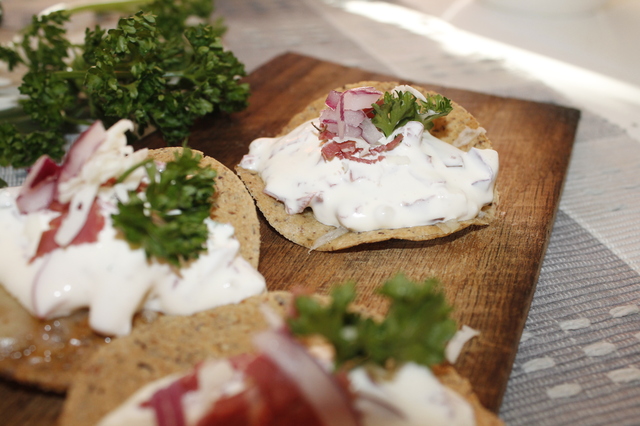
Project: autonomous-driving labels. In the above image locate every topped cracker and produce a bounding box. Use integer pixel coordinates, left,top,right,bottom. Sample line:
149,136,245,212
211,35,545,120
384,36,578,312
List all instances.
59,290,503,426
237,81,499,251
0,148,261,392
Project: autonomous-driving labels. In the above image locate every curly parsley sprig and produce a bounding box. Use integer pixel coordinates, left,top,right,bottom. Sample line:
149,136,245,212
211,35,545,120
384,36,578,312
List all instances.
371,90,453,137
288,274,457,370
0,0,249,168
111,148,217,267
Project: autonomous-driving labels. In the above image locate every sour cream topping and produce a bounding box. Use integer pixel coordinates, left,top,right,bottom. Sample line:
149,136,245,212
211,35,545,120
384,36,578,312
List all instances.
240,97,498,233
351,363,475,426
0,121,265,336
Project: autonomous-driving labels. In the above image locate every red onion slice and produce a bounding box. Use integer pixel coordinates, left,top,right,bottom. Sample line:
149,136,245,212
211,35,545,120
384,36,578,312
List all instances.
343,110,366,128
54,185,99,247
31,197,105,260
319,108,339,124
253,329,361,426
342,87,382,111
59,121,107,183
325,90,342,109
16,156,61,213
322,88,382,141
360,119,384,145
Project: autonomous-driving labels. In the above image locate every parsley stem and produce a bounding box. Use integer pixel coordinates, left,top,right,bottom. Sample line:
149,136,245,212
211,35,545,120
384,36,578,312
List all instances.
51,70,86,80
62,115,93,126
40,0,153,17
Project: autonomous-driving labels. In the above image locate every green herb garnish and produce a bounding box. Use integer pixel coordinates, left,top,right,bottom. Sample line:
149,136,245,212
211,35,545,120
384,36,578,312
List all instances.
111,148,216,267
0,0,249,168
288,273,457,370
371,90,453,137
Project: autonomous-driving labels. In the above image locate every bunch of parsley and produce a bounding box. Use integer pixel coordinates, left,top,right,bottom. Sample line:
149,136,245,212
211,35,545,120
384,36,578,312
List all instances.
371,90,453,137
112,148,217,267
0,0,249,169
288,274,458,370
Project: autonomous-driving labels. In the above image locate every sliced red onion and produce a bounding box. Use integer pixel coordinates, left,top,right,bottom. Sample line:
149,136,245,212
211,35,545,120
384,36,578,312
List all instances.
342,87,382,111
322,122,362,139
58,121,107,183
322,88,382,140
31,196,105,260
253,329,361,426
360,119,384,145
324,122,339,134
325,90,342,109
16,156,61,213
319,108,339,124
344,125,363,139
343,110,366,128
54,185,99,247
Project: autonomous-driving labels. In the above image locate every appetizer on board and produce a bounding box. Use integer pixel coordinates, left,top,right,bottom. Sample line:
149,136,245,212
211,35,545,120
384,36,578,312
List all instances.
60,276,502,426
237,81,499,251
0,121,264,392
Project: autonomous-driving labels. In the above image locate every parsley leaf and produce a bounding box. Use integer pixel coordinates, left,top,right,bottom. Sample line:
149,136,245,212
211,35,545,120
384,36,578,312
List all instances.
111,148,217,267
371,90,453,137
0,124,65,168
288,273,457,370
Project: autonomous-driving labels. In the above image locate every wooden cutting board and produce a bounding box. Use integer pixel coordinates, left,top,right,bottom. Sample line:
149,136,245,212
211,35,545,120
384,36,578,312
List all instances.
0,52,579,424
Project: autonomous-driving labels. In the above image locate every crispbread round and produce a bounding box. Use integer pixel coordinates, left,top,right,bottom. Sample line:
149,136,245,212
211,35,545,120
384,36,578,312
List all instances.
236,81,498,251
59,291,502,426
0,148,261,392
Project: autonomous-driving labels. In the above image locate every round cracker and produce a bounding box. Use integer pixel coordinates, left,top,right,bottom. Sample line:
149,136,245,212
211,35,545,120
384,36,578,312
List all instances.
0,148,261,392
237,81,499,251
59,291,502,426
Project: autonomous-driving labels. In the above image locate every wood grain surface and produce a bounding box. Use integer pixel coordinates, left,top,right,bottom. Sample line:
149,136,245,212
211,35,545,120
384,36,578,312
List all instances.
0,52,579,424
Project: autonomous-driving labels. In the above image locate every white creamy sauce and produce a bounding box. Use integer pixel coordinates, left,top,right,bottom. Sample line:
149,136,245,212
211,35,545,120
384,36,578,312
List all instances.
350,363,475,426
240,118,498,233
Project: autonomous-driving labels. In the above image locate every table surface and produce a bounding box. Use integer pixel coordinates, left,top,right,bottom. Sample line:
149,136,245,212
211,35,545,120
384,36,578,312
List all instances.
1,1,640,425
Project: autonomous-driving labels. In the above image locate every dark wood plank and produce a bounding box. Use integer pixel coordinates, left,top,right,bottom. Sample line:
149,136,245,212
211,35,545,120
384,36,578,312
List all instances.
143,52,579,411
0,52,579,424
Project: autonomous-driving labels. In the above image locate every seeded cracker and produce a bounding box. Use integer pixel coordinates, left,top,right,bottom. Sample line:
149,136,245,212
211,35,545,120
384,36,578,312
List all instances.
0,148,261,392
236,81,499,251
59,291,502,426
